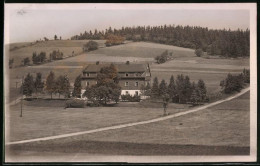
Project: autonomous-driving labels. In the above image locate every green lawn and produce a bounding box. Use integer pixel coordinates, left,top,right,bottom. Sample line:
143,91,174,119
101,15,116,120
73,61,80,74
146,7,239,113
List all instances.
7,101,190,142
6,91,250,157
71,91,249,147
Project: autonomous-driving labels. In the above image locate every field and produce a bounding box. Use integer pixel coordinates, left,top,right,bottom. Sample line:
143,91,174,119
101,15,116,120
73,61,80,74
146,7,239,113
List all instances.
7,101,190,142
75,91,249,147
5,39,251,159
6,40,249,103
6,91,250,158
6,40,106,68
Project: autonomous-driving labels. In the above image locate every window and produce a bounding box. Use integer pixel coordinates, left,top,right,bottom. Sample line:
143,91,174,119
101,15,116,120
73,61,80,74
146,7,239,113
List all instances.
96,81,97,84
126,91,129,95
87,73,90,77
135,82,139,87
125,82,129,86
135,91,138,95
86,81,89,86
125,73,129,77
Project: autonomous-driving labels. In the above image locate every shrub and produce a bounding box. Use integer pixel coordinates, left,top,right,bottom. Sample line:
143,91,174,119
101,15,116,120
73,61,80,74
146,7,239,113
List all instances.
195,49,203,57
155,50,169,64
220,73,244,94
121,94,141,102
242,68,250,83
105,34,125,47
49,50,63,60
87,100,101,107
65,99,86,108
83,40,98,51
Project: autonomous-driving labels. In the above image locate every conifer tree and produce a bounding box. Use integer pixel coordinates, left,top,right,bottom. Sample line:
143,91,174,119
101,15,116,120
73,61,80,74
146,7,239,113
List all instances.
151,77,159,98
73,75,82,98
34,72,44,96
197,79,207,101
46,71,56,99
159,79,167,97
168,75,176,102
22,73,34,97
176,74,184,103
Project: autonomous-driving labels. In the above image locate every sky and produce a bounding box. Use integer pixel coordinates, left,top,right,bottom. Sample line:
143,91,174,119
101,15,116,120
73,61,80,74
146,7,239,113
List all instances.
5,4,252,43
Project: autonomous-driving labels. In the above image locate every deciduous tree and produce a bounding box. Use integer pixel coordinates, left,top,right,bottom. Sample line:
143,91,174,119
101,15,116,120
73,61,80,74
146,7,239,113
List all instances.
83,40,98,51
83,64,121,105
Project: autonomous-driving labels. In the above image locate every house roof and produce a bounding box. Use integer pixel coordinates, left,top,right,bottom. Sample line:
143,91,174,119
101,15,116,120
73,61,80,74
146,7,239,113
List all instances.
83,63,147,73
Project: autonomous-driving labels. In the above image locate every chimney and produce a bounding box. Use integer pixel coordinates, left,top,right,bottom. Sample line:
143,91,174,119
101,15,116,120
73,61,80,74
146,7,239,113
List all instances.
96,61,100,65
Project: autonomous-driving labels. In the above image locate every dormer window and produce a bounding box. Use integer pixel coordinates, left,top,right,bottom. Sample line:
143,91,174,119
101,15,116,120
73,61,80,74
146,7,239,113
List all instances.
125,82,129,86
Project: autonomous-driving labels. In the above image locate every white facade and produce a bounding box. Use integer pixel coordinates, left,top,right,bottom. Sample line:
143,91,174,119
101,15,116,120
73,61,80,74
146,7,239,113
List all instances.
121,90,140,96
81,89,86,98
81,89,150,100
82,89,141,97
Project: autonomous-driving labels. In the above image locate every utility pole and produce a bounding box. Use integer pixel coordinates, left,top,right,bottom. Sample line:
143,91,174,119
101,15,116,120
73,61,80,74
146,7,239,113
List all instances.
20,76,24,117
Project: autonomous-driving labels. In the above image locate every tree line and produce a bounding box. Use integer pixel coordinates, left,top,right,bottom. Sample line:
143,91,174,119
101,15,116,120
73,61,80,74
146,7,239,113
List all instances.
142,75,208,105
220,69,250,94
19,50,64,67
21,71,80,99
71,25,249,58
32,52,47,64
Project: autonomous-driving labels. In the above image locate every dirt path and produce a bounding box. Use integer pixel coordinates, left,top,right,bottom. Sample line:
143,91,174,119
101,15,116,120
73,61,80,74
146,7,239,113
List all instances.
7,96,22,106
6,87,250,145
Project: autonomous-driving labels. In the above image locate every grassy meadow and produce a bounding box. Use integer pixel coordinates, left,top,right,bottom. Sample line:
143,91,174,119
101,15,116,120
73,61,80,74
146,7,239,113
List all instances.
6,91,250,156
75,91,249,147
6,40,249,102
6,39,250,156
7,101,190,142
7,40,106,68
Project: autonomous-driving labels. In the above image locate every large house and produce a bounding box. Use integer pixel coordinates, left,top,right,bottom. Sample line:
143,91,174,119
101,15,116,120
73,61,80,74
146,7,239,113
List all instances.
81,62,151,97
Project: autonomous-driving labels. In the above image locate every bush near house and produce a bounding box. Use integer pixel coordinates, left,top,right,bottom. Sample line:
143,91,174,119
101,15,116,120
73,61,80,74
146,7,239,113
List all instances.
121,94,141,102
65,99,86,108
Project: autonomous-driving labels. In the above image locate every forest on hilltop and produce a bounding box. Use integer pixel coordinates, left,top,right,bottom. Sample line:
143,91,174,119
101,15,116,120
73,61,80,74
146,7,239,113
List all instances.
71,25,250,58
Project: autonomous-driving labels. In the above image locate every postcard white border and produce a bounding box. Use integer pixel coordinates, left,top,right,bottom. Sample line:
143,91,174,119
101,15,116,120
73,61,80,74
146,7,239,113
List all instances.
4,3,257,163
